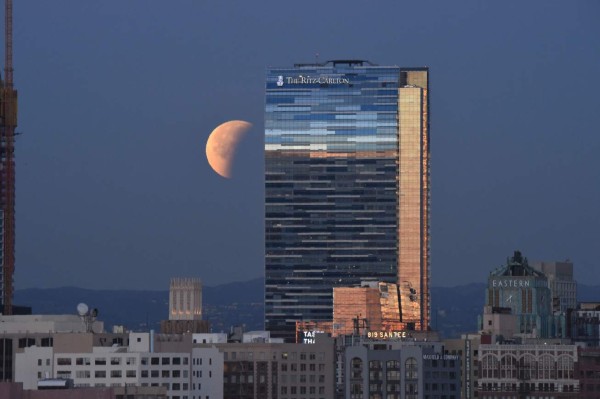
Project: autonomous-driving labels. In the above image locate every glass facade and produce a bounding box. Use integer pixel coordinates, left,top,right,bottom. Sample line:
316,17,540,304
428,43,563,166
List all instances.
265,61,430,341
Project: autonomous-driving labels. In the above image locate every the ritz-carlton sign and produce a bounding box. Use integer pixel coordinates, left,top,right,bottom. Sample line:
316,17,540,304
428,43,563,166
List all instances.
277,75,350,86
491,278,531,288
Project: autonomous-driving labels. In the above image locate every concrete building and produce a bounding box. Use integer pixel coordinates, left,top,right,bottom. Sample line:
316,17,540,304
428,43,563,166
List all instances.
0,315,105,382
4,314,333,399
477,343,579,398
0,382,167,398
191,346,223,399
532,260,577,313
345,340,460,399
570,302,600,347
13,332,192,399
576,347,600,399
480,306,518,343
444,334,481,399
0,314,103,334
265,61,431,341
190,332,336,399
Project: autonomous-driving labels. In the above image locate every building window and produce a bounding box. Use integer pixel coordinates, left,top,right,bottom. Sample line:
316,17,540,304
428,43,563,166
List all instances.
405,357,419,399
76,370,91,379
57,358,72,366
110,370,122,378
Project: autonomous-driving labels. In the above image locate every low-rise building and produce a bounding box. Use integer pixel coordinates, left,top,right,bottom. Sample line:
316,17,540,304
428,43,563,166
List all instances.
477,343,579,398
191,332,335,399
444,334,481,399
345,339,461,399
576,347,600,399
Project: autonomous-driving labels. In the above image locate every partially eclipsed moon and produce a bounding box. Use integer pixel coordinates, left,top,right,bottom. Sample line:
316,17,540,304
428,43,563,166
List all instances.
206,120,252,178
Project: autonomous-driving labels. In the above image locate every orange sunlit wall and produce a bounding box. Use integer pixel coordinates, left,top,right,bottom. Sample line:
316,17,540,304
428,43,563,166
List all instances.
398,70,430,330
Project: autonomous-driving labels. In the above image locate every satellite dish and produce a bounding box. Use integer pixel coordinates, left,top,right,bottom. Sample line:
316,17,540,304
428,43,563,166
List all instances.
77,303,89,316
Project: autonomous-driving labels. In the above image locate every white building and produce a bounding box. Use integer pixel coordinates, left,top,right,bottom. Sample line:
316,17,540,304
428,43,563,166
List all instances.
191,346,223,399
14,332,191,399
0,314,103,334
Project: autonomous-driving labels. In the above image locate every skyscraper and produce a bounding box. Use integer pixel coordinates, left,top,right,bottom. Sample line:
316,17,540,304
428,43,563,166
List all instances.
265,60,430,341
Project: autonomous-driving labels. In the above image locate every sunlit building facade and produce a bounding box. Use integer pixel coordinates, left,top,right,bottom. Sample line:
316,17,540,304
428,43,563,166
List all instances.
265,61,430,341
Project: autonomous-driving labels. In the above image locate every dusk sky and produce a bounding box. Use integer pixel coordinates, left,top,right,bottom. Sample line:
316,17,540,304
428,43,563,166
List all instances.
9,0,600,290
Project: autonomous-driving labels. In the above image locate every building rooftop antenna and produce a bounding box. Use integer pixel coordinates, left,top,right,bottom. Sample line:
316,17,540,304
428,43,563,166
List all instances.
77,303,98,333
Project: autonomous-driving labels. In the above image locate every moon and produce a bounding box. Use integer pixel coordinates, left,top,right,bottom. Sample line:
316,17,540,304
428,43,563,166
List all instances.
206,120,252,178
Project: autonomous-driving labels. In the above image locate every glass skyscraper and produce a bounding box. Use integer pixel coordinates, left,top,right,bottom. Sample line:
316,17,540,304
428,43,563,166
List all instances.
265,61,430,341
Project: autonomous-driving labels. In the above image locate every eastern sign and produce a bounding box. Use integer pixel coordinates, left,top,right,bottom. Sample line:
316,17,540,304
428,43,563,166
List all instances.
491,279,531,288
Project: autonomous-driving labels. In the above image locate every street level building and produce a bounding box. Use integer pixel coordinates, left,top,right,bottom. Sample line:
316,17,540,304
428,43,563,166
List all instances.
265,60,430,341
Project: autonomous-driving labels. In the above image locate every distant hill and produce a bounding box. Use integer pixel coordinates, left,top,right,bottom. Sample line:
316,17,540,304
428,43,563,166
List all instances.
14,279,599,339
14,278,265,333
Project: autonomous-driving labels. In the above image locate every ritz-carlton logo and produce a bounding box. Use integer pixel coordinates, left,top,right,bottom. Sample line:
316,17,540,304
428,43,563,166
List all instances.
277,75,349,86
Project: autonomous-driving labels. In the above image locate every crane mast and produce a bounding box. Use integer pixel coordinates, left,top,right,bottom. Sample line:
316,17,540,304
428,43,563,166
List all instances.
1,0,17,315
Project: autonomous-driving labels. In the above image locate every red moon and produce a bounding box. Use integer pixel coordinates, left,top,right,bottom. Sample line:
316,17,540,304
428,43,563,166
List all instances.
206,120,252,178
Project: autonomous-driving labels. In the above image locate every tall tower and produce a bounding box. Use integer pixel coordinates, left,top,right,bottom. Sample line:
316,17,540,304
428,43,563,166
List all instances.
0,0,17,315
169,277,202,321
264,61,430,341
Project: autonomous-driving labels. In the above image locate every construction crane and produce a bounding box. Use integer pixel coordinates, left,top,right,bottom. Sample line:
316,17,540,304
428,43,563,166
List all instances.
0,0,17,315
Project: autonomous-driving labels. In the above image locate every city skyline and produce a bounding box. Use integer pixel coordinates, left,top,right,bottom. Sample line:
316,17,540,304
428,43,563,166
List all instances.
7,0,600,291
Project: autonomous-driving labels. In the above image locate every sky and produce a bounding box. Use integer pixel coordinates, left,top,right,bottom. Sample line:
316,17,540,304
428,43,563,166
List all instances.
7,0,600,290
